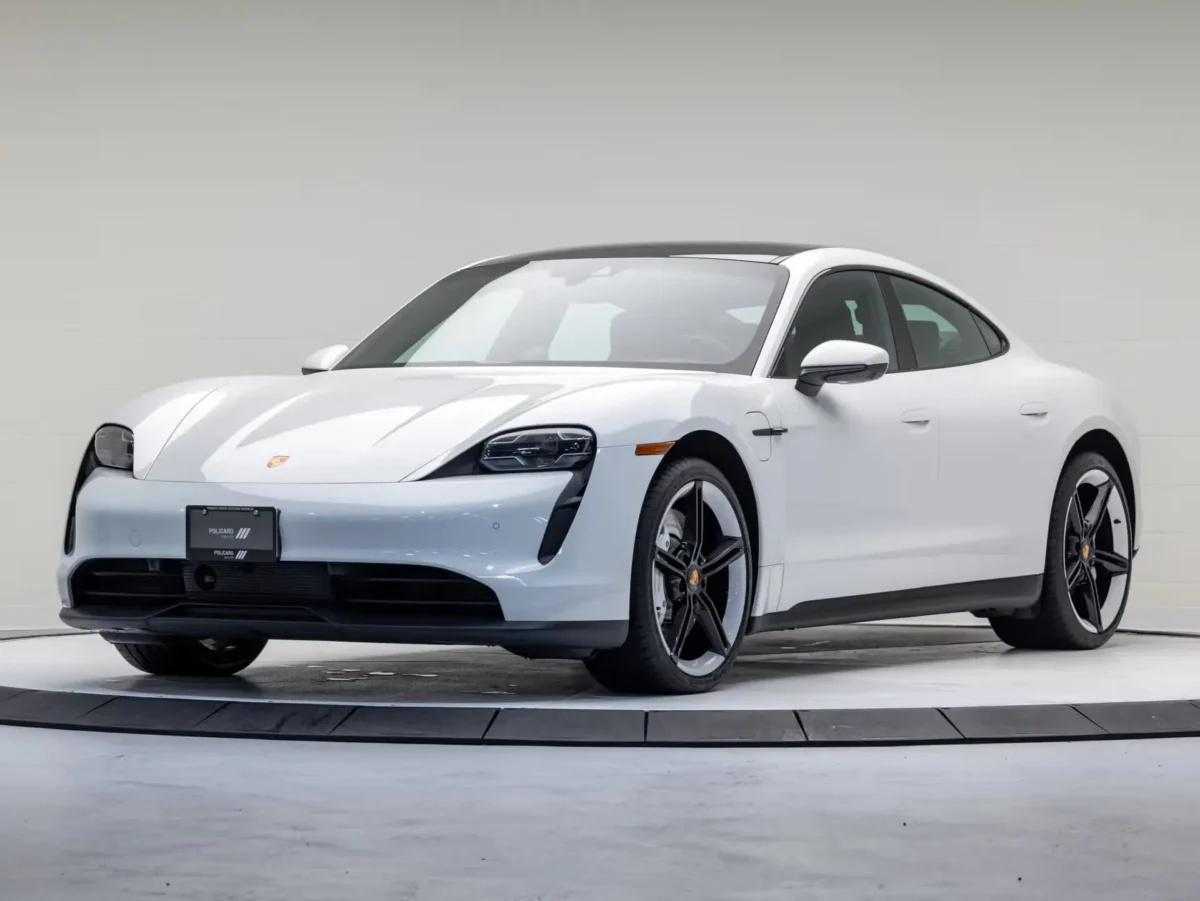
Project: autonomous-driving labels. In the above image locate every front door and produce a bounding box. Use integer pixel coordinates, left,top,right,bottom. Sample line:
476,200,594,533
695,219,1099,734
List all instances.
763,270,942,610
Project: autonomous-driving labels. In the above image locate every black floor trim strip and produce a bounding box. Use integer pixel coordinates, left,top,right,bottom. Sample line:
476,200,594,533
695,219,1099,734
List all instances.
3,685,1200,747
0,629,90,642
485,708,646,746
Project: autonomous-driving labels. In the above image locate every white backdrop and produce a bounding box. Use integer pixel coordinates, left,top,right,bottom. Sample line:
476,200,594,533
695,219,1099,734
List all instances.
2,0,1196,630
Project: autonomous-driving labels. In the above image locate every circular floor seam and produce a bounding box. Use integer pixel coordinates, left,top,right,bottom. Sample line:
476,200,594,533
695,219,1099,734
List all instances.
3,685,1200,747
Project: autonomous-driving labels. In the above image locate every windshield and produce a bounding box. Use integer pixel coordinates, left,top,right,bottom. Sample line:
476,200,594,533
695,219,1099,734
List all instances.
335,256,790,374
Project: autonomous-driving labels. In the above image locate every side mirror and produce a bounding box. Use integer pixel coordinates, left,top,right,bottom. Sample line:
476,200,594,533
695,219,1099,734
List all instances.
795,339,889,397
301,344,350,375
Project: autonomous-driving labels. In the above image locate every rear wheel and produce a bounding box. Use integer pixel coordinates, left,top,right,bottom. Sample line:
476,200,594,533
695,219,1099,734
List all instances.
585,458,752,694
110,637,267,676
990,451,1132,649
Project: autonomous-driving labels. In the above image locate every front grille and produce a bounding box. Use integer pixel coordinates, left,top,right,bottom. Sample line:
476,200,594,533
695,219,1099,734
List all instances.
183,561,331,602
332,563,500,611
72,558,186,603
70,559,503,624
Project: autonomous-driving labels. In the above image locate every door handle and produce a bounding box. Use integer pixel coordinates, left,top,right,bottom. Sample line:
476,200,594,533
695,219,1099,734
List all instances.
900,408,932,425
1020,402,1049,417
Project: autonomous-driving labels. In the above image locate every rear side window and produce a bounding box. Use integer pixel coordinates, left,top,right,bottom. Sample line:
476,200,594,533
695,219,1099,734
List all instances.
887,276,992,369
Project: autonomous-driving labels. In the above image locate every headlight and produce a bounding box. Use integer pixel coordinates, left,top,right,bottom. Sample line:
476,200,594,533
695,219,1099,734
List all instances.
93,425,134,470
480,427,594,473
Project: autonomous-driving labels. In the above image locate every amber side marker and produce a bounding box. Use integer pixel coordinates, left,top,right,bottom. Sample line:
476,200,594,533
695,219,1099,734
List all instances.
635,441,676,456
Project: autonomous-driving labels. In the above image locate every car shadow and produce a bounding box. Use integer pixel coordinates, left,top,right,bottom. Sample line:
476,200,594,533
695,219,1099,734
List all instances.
91,623,1033,703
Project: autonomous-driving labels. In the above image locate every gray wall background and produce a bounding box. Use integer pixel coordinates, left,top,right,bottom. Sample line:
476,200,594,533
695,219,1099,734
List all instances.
2,0,1196,630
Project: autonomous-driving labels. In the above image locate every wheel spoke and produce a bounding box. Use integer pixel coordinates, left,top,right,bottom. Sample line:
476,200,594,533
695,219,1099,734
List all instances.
702,536,745,576
1080,565,1104,631
654,548,689,581
653,477,748,672
1066,557,1085,589
665,598,695,659
1067,492,1086,537
1083,479,1113,539
693,590,731,656
683,481,705,557
1093,548,1130,576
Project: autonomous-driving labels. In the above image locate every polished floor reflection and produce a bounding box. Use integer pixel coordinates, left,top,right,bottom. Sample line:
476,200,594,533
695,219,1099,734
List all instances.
2,625,1197,710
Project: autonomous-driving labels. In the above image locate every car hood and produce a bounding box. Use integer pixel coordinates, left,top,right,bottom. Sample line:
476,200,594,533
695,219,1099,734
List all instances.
138,367,672,483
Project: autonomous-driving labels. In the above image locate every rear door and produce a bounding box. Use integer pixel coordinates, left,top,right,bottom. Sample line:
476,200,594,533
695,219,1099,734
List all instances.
883,274,1054,582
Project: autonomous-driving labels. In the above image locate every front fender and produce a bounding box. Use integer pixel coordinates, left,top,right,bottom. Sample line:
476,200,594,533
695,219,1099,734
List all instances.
498,373,784,566
101,377,269,478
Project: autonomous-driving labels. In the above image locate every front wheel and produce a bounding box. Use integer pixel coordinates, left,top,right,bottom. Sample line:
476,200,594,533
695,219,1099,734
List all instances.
990,451,1133,649
585,458,753,694
110,636,268,676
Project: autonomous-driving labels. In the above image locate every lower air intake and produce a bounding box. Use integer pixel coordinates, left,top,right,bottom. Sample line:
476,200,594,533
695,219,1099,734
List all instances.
70,559,503,623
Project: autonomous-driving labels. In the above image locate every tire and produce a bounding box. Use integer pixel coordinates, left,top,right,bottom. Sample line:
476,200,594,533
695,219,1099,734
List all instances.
110,637,268,676
990,451,1133,650
585,458,753,694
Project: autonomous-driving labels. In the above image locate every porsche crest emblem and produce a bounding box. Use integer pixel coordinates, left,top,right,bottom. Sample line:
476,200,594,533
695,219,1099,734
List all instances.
266,455,290,469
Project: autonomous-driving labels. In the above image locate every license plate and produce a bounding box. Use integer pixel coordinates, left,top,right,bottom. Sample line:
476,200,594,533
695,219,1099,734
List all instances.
185,506,279,563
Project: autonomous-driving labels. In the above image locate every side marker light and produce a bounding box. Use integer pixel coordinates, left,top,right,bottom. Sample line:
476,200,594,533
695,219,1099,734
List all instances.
635,442,676,456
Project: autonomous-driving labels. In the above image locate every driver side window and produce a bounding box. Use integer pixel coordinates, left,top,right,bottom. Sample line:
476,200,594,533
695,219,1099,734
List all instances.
773,270,896,378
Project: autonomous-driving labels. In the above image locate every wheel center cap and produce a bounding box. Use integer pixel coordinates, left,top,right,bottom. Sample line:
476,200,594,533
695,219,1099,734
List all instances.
1081,544,1090,560
687,567,701,592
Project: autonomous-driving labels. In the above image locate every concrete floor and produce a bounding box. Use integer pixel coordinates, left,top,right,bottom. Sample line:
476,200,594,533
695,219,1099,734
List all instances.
0,724,1195,901
4,626,1198,710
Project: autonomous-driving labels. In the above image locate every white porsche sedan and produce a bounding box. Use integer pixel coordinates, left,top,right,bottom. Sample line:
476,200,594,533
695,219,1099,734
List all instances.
60,242,1140,694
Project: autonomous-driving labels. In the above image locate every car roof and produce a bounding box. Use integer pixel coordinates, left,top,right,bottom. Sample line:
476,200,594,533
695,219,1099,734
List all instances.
466,242,823,267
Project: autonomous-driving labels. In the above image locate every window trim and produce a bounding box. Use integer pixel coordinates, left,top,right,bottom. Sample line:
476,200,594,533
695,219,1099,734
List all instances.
767,266,909,379
875,272,917,372
877,269,1010,372
973,311,1005,356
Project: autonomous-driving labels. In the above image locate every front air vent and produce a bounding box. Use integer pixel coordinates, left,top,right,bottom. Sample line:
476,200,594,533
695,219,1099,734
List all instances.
70,559,502,624
331,563,501,617
71,558,185,605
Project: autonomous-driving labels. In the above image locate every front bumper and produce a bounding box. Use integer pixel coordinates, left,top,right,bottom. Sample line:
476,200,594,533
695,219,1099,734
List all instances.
59,446,654,647
59,606,628,649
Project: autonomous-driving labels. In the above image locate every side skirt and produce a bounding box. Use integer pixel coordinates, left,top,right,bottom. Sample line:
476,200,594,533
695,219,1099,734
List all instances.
747,574,1043,634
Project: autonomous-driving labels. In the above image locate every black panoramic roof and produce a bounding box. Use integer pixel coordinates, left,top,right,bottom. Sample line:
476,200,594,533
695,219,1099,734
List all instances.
474,241,822,267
